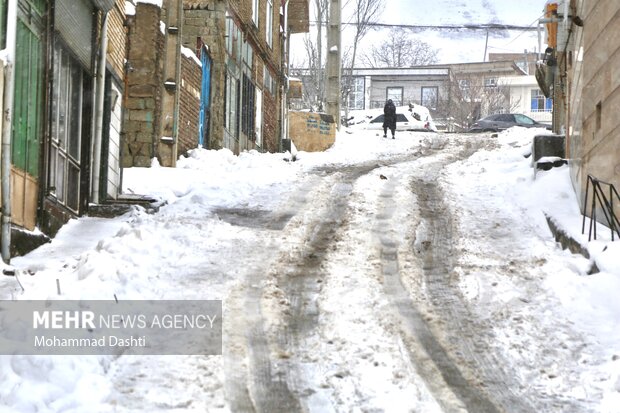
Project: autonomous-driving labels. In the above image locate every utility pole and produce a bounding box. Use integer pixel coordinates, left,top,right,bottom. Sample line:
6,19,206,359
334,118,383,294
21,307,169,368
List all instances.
326,0,341,130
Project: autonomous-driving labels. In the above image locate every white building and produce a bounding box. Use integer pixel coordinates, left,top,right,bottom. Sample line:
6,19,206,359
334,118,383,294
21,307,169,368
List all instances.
500,75,553,123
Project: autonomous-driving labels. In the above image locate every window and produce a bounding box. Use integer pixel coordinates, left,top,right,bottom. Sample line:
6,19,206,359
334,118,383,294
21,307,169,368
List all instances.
225,14,233,55
485,77,498,88
531,89,553,112
386,87,403,106
252,0,259,26
347,77,365,110
225,72,240,138
226,14,242,63
266,0,273,48
515,114,536,125
242,39,253,68
497,114,515,122
421,86,438,109
255,86,263,147
241,74,256,139
264,69,275,95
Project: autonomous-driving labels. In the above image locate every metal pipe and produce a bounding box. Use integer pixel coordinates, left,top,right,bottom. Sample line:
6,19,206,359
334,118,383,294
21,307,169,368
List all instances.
282,0,290,151
92,12,109,205
1,0,18,263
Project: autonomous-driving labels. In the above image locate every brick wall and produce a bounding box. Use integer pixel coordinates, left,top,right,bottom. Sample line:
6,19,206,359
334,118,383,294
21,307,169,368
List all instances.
122,3,165,167
107,0,127,81
178,50,202,156
262,81,278,153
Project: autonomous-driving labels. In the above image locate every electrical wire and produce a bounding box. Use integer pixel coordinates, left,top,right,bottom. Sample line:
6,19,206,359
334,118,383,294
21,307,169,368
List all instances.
308,21,539,31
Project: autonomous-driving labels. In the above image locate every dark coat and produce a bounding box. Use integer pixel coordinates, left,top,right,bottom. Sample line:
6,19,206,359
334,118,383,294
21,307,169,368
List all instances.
383,100,397,131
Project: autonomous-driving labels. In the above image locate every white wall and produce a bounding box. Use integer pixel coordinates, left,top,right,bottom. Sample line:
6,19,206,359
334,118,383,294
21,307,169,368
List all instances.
501,75,553,123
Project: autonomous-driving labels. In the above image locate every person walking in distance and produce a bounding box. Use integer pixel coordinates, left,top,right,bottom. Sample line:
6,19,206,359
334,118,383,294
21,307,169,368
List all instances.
383,99,397,139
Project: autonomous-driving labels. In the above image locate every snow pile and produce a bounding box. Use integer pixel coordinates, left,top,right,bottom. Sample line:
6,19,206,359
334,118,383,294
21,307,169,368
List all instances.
124,148,300,210
446,126,620,412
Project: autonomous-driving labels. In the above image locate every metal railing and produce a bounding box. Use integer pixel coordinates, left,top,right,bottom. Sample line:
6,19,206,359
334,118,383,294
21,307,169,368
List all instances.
581,174,620,241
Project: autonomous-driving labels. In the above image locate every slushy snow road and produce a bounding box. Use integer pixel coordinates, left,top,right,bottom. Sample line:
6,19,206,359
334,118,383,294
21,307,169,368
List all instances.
1,128,619,412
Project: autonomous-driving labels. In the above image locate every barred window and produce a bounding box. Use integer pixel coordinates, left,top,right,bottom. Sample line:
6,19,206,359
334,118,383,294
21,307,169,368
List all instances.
241,74,256,139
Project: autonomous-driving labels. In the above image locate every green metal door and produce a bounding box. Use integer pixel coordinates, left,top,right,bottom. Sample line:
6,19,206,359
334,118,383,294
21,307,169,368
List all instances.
11,0,45,229
12,0,45,177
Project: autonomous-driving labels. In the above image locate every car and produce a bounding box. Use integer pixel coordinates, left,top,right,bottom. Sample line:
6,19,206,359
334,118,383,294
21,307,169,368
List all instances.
363,105,437,132
467,113,551,132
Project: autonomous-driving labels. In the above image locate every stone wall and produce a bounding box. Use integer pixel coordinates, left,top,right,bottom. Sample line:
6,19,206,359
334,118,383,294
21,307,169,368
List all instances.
122,3,164,167
183,1,227,150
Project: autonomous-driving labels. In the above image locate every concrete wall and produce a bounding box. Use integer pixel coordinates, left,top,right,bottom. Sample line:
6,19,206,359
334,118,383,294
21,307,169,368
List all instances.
289,111,335,152
567,0,620,211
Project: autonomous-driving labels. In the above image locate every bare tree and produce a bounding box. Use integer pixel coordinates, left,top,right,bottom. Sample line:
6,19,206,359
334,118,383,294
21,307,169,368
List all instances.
342,0,384,120
441,73,519,132
300,35,321,109
346,0,384,74
313,0,329,109
363,28,439,67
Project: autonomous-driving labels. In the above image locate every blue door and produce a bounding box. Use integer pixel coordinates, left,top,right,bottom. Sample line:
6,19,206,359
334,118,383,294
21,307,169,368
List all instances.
199,46,212,147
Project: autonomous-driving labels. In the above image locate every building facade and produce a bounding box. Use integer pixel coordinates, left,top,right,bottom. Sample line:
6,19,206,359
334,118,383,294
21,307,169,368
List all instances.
292,60,526,132
499,75,553,124
183,0,289,154
558,0,620,211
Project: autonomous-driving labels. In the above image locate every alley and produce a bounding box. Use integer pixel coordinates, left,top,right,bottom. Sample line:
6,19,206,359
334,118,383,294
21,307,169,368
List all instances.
1,130,613,412
208,134,594,412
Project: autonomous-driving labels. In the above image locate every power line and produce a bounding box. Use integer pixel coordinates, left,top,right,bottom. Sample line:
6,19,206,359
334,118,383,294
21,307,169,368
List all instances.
309,21,539,31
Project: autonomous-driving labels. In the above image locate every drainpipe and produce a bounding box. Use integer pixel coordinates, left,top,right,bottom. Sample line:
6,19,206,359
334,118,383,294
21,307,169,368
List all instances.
92,12,109,205
1,0,17,263
282,0,290,151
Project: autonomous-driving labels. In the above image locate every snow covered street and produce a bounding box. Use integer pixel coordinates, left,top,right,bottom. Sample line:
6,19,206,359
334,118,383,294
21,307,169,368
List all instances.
1,128,619,412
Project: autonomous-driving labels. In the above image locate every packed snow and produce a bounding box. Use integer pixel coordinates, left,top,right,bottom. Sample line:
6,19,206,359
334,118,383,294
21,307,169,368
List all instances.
0,124,618,412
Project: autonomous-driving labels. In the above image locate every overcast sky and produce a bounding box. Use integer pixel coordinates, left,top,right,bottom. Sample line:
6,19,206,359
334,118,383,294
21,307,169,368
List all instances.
292,0,548,66
373,0,547,62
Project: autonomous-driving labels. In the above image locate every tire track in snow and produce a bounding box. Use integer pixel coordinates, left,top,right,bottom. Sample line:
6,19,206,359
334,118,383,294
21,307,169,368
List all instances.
373,154,501,412
404,144,538,412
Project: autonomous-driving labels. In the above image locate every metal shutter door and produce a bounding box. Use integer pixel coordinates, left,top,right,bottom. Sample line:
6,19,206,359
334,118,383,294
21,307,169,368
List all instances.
55,0,94,70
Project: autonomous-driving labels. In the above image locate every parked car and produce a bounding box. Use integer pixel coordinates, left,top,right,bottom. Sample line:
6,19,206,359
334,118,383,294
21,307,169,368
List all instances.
363,105,437,132
467,113,551,132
